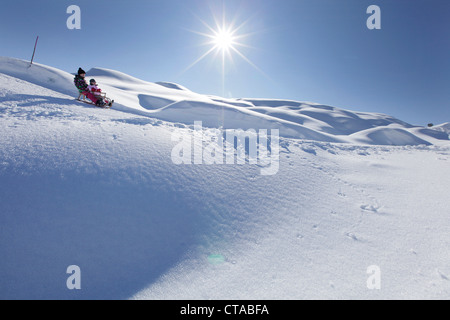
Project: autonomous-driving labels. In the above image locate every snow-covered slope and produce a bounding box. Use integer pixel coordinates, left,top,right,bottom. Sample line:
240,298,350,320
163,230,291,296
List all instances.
1,57,449,300
1,57,448,146
432,122,450,136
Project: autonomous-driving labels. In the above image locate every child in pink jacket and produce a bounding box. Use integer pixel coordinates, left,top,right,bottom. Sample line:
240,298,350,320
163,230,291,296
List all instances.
74,68,106,107
87,79,103,98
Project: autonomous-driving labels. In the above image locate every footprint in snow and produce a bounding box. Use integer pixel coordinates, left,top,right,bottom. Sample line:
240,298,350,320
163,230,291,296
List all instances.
345,232,358,241
360,204,379,213
301,147,316,155
437,270,449,281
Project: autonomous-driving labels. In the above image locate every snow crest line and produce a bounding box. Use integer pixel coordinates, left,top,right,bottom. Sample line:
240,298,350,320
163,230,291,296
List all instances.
1,56,449,146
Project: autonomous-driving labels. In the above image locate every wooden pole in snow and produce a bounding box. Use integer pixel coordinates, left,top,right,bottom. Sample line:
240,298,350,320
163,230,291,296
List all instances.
30,36,39,65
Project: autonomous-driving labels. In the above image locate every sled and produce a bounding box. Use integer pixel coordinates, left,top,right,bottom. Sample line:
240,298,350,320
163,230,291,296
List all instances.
76,91,114,109
76,97,114,109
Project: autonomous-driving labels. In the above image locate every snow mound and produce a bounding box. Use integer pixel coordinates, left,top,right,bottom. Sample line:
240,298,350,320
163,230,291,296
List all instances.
138,94,174,110
350,127,432,146
0,56,76,96
155,82,191,91
1,58,450,300
156,99,342,141
87,67,149,85
431,123,450,137
0,56,448,146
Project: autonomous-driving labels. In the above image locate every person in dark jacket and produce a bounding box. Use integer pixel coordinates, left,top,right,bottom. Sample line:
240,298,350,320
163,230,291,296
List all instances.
74,68,106,107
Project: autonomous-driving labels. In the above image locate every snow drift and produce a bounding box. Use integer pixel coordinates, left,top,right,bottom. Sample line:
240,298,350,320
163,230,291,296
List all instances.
1,57,449,300
0,56,447,146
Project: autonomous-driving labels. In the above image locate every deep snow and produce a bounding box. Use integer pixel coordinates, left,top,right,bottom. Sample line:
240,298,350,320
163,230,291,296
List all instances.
0,57,449,300
1,57,448,146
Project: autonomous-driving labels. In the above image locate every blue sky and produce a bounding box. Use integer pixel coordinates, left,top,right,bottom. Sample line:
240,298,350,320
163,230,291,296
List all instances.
0,0,448,125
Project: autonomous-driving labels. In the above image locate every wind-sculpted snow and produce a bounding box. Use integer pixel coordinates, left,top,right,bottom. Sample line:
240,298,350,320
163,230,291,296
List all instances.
1,57,448,146
433,122,450,136
155,82,191,91
0,57,76,96
0,58,450,300
87,67,149,85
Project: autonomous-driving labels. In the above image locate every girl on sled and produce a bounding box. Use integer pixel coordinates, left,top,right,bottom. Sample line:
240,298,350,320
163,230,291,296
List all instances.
74,68,113,108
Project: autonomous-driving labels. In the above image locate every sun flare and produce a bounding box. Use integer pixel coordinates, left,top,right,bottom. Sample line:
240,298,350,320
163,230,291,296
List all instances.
213,28,235,51
184,12,254,74
183,9,267,97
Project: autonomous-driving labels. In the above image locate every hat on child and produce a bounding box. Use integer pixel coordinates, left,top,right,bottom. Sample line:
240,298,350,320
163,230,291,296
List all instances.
78,68,86,75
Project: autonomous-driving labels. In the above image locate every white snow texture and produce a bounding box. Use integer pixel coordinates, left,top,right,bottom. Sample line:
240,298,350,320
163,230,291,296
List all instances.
0,57,449,300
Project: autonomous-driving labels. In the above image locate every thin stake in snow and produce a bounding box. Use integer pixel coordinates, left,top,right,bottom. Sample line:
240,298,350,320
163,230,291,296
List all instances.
30,36,39,66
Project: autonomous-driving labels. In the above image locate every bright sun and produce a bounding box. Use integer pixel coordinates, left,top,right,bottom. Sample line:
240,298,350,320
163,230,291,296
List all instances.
183,9,266,96
184,13,252,73
213,28,235,51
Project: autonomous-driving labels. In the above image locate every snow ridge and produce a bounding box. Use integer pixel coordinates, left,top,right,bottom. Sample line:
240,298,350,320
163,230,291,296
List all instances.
1,56,449,300
1,56,448,146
